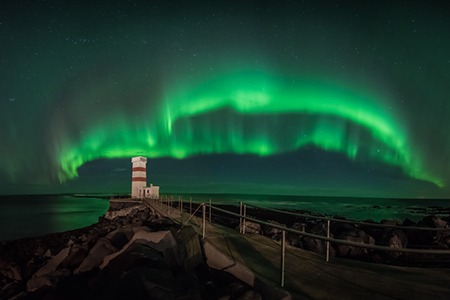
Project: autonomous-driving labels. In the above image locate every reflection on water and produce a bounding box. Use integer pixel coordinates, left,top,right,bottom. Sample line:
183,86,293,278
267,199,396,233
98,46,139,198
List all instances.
0,195,109,241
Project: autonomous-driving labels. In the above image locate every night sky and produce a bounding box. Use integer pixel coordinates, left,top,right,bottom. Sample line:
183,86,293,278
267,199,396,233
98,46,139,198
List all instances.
1,0,450,198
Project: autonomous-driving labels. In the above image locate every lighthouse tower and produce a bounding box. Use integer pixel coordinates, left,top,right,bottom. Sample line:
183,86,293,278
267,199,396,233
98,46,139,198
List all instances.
131,156,147,198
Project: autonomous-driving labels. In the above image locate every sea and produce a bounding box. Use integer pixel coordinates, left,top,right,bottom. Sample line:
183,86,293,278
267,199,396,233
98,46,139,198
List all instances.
1,193,449,241
0,195,109,242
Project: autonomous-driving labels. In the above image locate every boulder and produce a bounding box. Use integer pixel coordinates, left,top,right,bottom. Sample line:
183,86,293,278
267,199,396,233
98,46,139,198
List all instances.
34,246,71,277
173,226,203,270
336,229,375,258
287,222,306,248
263,220,285,241
379,229,408,259
26,269,71,292
301,222,331,254
422,215,448,228
100,230,179,270
148,217,176,231
105,205,146,220
61,244,88,268
243,221,261,234
381,229,408,248
0,260,22,281
75,238,117,274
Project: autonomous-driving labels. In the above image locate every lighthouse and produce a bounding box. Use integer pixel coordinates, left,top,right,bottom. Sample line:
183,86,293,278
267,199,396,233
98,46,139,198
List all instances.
131,156,160,199
131,156,147,198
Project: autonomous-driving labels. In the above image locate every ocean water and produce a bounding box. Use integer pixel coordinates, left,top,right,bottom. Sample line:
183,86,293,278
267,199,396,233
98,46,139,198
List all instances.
183,194,450,223
1,193,449,241
0,195,109,241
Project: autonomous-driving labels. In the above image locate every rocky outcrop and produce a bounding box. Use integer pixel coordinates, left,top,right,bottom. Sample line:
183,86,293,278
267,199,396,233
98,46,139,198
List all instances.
1,200,262,300
209,205,450,267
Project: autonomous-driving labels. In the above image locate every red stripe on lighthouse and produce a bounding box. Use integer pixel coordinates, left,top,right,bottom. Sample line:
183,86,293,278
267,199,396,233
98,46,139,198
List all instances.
132,177,146,182
132,167,146,172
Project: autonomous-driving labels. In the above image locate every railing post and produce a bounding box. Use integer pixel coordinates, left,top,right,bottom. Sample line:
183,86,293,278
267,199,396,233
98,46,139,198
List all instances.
243,204,247,235
190,197,192,215
209,199,212,223
239,201,243,234
326,219,331,262
281,230,286,287
167,195,170,215
202,203,206,239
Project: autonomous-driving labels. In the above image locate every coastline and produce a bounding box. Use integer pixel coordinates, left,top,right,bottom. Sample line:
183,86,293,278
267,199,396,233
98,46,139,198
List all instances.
1,198,450,299
0,200,265,299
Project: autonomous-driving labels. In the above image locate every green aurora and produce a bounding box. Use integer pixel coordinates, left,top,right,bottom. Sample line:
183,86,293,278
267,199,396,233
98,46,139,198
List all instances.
1,0,450,197
57,70,442,187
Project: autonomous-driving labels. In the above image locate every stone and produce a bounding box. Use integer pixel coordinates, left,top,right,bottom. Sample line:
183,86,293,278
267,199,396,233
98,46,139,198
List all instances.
100,230,179,270
109,232,129,250
243,221,261,234
29,269,71,292
264,220,285,241
174,226,203,270
336,229,375,258
75,238,117,274
34,246,71,277
423,215,448,228
0,260,22,281
301,222,331,254
380,219,401,226
382,229,408,248
26,269,70,292
61,244,88,268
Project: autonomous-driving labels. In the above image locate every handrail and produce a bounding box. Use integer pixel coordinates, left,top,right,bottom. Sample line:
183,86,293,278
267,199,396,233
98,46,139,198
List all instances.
242,202,450,232
208,204,450,255
151,195,450,289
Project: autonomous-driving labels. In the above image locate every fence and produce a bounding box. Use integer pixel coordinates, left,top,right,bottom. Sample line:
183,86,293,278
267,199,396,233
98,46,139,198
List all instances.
148,195,450,288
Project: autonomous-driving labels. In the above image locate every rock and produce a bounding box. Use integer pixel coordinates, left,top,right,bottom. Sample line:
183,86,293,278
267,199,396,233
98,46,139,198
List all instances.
379,229,408,259
34,246,71,277
287,222,305,247
91,264,177,300
402,218,417,227
109,232,129,250
382,229,408,248
263,220,285,241
26,269,70,292
148,217,176,231
100,230,179,270
1,281,23,300
302,222,331,254
423,215,448,228
137,209,150,220
336,229,375,258
236,290,263,300
0,260,22,281
243,221,261,234
131,217,143,226
380,219,401,226
75,238,117,274
174,226,203,270
105,205,146,220
34,244,47,257
44,249,52,258
61,244,88,268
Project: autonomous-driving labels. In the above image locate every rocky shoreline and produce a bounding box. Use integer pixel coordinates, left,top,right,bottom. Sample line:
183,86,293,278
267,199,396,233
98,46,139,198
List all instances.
0,201,262,300
208,204,450,267
2,200,450,299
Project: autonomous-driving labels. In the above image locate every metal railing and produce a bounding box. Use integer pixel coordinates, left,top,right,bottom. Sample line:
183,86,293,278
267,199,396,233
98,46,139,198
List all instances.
147,195,450,288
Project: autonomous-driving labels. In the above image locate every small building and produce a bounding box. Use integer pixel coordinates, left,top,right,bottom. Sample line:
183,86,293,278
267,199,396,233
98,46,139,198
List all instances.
131,156,160,199
139,184,160,199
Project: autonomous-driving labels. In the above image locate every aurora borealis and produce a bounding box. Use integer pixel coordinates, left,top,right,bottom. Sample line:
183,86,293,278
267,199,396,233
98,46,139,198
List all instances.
1,1,450,197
